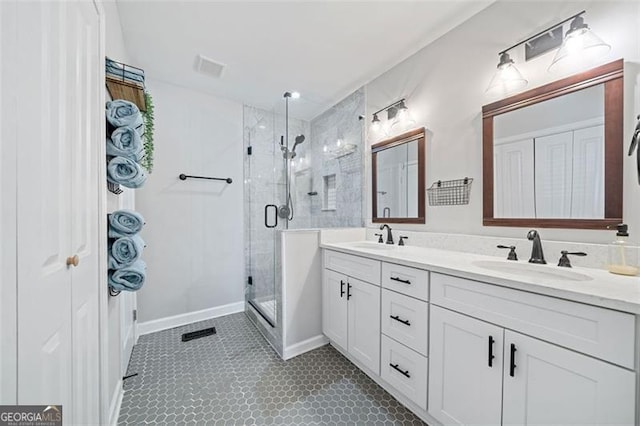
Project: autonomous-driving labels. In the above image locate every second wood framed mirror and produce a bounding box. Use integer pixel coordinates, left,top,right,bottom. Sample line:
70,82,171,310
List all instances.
482,59,623,229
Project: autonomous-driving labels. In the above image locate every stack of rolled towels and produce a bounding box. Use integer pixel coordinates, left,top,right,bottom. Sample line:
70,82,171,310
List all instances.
108,209,146,292
106,100,147,189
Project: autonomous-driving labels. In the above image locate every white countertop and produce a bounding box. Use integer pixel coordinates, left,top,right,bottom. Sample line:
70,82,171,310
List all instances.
320,241,640,314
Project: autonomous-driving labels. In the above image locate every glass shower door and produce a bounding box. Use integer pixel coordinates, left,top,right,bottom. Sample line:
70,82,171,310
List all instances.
244,106,284,328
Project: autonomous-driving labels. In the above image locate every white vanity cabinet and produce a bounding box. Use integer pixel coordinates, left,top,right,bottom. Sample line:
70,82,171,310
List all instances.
322,251,381,374
429,273,636,426
321,246,639,426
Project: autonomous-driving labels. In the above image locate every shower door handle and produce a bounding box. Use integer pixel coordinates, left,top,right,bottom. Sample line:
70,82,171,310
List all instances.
265,204,278,228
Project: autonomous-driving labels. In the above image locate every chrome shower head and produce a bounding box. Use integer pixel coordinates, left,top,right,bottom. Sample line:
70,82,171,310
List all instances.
292,134,305,151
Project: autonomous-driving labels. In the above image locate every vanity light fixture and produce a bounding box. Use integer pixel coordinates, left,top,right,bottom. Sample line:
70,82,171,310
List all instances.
369,99,411,133
548,14,610,73
486,10,610,96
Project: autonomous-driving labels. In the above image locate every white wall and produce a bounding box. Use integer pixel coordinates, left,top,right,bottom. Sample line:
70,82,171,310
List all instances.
136,79,244,323
365,0,640,244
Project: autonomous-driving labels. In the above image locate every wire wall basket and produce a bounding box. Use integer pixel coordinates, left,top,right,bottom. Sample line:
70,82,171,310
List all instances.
427,177,473,206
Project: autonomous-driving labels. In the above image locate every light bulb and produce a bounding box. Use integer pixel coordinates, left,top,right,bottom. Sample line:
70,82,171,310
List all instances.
291,91,301,99
336,139,342,147
486,52,528,96
323,145,328,153
548,16,610,74
371,113,381,132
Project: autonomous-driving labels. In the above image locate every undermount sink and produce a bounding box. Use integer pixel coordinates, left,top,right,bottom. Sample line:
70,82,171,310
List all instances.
472,260,593,282
344,241,397,251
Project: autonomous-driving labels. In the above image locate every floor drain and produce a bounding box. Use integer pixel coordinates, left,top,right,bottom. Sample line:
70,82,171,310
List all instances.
181,327,216,342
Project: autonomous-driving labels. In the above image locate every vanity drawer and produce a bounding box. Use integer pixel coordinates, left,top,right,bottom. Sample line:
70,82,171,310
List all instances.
381,335,428,411
324,250,381,285
382,262,429,301
382,289,428,356
431,273,636,369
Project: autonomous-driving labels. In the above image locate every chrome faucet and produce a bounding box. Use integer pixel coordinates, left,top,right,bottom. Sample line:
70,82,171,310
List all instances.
379,224,394,245
527,230,546,264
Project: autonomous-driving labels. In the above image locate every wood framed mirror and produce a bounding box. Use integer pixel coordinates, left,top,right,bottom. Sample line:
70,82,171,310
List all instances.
372,127,425,224
482,59,623,229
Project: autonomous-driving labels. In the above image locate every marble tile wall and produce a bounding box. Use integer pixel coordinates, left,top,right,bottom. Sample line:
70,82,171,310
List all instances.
293,88,366,229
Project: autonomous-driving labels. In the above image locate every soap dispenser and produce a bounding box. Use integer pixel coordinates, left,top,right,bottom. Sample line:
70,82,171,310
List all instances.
607,224,639,276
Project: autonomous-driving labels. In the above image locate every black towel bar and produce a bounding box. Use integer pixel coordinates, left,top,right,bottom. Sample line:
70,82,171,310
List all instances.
179,173,232,184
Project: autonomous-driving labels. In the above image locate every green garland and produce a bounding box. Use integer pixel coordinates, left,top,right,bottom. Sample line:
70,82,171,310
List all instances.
141,91,155,172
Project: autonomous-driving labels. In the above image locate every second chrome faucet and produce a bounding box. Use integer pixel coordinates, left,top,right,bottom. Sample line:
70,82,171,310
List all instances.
379,224,394,245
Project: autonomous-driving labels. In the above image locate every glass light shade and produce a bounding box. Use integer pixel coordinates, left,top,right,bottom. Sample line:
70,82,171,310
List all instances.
486,54,528,97
548,26,610,74
371,114,381,132
391,108,416,131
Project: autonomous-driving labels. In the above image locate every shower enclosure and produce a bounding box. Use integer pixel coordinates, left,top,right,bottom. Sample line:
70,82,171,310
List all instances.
243,88,365,355
243,94,309,352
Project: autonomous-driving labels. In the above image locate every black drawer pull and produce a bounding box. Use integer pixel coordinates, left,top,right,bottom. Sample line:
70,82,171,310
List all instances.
389,363,410,378
390,315,410,326
390,276,411,285
509,343,517,377
347,283,352,300
488,335,495,367
340,280,345,298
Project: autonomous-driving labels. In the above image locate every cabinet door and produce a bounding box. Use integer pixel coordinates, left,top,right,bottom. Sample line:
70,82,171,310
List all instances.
322,270,348,349
429,306,503,425
347,278,381,374
503,330,636,426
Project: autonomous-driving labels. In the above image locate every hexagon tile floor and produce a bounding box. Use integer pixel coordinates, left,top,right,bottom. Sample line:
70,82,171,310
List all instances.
118,312,425,425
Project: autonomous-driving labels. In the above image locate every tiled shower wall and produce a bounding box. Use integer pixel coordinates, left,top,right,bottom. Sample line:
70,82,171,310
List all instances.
291,88,366,229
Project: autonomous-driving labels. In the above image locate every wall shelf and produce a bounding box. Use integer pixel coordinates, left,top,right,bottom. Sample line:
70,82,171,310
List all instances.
106,76,146,112
324,144,357,159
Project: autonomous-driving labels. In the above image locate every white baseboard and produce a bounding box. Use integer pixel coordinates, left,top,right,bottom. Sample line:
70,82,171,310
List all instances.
108,380,123,426
137,301,245,336
283,334,329,360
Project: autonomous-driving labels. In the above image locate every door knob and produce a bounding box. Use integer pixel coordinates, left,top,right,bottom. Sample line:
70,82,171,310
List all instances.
66,255,80,267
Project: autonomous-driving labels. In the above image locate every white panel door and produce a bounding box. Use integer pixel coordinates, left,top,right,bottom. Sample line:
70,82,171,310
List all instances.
67,2,101,423
534,131,573,218
493,139,535,218
502,330,636,426
428,306,503,426
322,270,348,349
17,0,73,412
347,278,381,374
571,125,604,218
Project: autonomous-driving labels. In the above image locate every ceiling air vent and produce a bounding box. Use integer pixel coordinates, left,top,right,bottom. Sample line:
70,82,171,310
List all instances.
195,54,226,78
